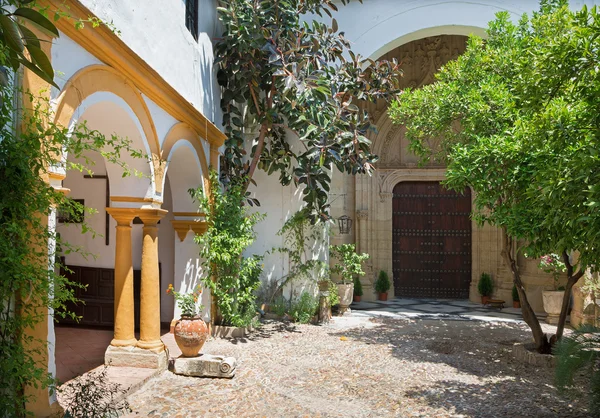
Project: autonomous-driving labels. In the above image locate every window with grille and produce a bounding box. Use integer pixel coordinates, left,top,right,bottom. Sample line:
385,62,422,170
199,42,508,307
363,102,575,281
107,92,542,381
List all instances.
185,0,199,40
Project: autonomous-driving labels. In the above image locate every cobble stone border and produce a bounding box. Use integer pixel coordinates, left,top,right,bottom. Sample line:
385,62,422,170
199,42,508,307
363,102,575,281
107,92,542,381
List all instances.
512,342,556,367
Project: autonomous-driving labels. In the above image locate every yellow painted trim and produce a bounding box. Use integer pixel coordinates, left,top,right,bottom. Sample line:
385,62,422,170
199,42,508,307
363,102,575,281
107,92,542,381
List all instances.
54,65,160,157
44,0,225,147
171,220,208,241
110,196,156,203
159,122,209,194
172,212,206,217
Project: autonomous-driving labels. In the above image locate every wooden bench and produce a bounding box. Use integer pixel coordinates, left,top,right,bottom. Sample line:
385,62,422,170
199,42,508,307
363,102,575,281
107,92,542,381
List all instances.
485,299,505,309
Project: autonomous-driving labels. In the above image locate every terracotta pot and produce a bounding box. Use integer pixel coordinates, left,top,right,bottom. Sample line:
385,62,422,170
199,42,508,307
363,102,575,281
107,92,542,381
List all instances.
174,316,209,357
542,290,565,325
353,295,361,303
481,295,491,305
378,292,388,301
513,301,521,309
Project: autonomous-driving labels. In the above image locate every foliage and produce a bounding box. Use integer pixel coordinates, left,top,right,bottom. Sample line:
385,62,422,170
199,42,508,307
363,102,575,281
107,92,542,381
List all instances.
273,209,329,296
60,364,131,418
215,0,402,220
289,292,318,324
477,273,494,297
327,279,340,306
538,254,567,290
0,92,137,415
512,285,520,302
166,283,204,318
192,170,265,327
389,0,597,352
270,295,288,317
353,275,363,297
330,244,369,284
375,270,391,294
554,326,600,416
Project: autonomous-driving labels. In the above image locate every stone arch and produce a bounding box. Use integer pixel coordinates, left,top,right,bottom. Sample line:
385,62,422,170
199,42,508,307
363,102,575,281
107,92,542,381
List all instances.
333,0,531,60
54,64,160,159
160,122,209,212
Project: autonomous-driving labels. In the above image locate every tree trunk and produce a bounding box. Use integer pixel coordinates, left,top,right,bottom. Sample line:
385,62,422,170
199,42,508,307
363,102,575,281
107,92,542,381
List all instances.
501,229,551,354
317,280,331,324
555,251,585,341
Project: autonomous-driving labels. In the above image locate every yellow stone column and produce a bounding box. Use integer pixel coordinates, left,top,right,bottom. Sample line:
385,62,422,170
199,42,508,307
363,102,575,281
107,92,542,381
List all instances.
137,209,168,351
106,208,137,347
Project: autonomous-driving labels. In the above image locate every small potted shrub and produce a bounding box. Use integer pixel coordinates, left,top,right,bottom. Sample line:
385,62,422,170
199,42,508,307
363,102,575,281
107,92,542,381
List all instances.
353,275,363,303
478,273,493,304
167,284,207,357
539,254,567,324
512,284,520,309
375,270,391,301
330,244,369,313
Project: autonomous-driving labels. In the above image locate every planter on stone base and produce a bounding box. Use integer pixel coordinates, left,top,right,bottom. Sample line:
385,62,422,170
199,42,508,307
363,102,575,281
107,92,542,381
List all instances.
174,316,209,357
337,283,354,314
542,290,565,325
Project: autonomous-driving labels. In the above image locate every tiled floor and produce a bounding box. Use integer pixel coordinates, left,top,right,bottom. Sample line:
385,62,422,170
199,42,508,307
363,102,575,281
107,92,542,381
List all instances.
54,326,177,384
54,326,113,383
351,297,546,323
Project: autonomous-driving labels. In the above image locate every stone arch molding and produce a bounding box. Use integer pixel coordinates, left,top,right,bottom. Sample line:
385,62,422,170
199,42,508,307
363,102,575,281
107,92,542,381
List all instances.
335,0,533,60
53,65,161,197
160,122,209,202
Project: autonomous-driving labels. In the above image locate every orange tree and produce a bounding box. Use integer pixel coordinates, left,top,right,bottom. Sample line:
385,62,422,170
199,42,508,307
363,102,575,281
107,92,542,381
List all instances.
390,0,600,353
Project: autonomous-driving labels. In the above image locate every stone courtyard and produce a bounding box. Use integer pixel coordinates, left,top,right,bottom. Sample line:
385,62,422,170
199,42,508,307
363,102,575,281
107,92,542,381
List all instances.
123,309,589,418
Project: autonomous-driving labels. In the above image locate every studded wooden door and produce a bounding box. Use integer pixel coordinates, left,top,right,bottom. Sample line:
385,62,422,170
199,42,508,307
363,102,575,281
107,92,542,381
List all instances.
392,181,471,298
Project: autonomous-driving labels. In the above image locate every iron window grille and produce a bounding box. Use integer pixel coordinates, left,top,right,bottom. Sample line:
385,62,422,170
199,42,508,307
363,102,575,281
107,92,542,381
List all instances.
185,0,199,40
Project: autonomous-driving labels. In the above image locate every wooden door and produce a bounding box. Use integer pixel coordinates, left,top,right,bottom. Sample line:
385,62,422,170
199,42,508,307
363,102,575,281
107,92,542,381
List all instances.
392,181,471,298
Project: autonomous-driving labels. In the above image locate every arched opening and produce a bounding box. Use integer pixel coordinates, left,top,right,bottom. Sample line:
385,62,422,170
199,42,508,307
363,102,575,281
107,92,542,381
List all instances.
392,181,471,299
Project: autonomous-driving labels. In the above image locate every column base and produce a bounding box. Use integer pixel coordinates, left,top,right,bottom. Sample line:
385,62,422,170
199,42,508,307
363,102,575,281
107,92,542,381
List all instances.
137,339,165,352
105,345,168,369
110,338,138,347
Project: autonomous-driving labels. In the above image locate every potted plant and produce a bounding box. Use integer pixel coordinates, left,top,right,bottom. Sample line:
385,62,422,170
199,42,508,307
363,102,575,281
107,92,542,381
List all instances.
478,273,493,304
375,270,391,301
539,254,567,324
167,283,208,357
512,284,521,309
330,244,369,313
353,275,363,303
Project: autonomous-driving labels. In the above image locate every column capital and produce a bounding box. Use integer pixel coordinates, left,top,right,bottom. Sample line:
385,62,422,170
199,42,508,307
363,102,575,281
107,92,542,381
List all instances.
137,208,168,226
171,220,208,241
106,207,139,225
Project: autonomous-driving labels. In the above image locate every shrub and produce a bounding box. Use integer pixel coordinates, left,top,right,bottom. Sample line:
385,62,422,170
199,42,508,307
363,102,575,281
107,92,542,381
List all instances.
554,326,600,415
353,275,363,297
375,270,391,294
328,280,340,307
330,244,369,284
478,273,493,297
512,284,520,302
289,292,318,324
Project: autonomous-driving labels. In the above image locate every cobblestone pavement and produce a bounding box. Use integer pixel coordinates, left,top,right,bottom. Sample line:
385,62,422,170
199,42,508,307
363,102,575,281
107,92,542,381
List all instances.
125,316,589,418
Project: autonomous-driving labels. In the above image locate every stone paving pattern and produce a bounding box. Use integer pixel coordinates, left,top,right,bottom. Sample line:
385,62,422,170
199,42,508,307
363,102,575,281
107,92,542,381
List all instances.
351,298,546,323
125,302,588,418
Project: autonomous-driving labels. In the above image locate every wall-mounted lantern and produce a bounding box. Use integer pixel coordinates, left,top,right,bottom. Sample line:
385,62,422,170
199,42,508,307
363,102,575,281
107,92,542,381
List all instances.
337,215,352,235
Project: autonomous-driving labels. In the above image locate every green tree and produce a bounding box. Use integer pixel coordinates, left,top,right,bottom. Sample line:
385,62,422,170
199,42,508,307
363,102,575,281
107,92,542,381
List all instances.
191,171,265,327
215,0,402,221
389,0,599,353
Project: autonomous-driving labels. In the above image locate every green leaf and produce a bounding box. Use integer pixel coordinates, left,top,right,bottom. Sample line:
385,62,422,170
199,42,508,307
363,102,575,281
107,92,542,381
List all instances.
25,44,53,80
18,57,58,88
13,8,59,37
0,15,24,53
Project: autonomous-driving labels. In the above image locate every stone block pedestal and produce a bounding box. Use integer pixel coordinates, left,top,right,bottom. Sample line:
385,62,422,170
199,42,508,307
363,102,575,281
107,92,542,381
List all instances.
105,345,168,370
172,354,236,378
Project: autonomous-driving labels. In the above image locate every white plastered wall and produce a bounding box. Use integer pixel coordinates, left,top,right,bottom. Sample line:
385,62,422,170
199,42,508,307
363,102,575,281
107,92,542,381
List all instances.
79,0,221,125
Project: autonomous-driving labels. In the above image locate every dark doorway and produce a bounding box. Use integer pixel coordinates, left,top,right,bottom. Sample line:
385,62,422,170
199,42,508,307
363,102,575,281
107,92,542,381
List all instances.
392,181,471,298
